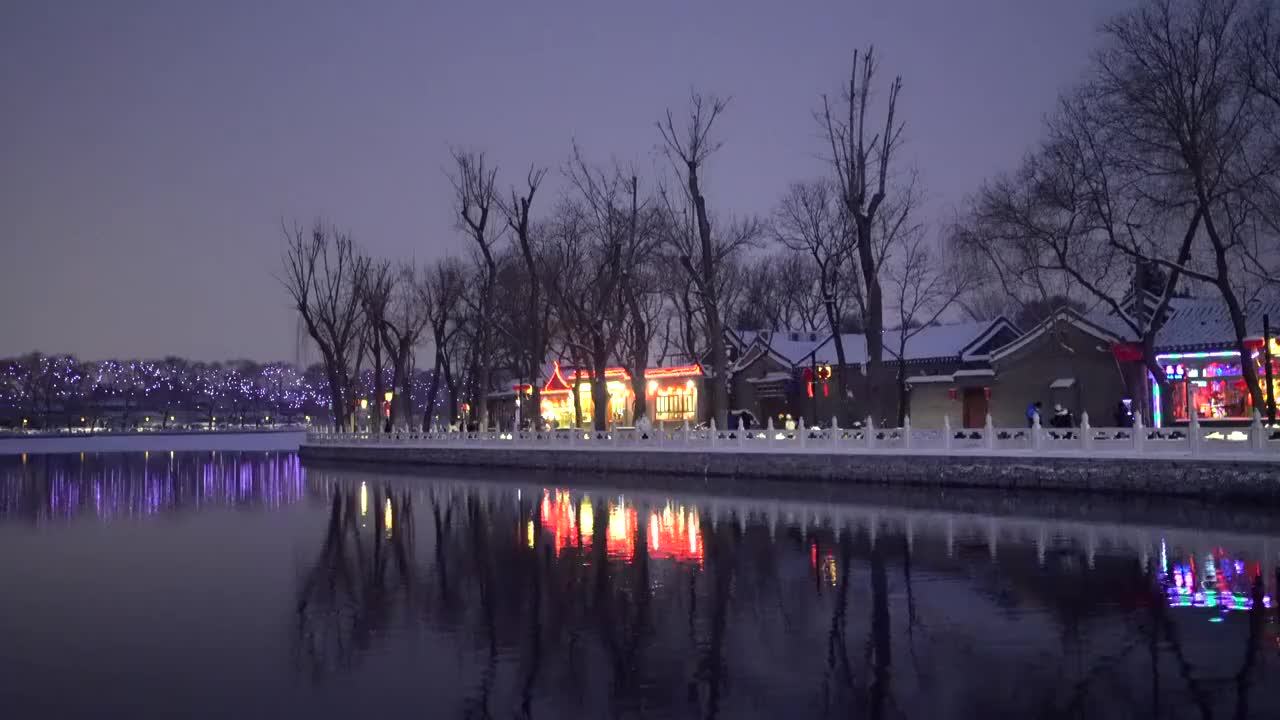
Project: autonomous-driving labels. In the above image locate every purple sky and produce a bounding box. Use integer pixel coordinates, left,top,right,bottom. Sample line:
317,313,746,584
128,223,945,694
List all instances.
1,0,1124,363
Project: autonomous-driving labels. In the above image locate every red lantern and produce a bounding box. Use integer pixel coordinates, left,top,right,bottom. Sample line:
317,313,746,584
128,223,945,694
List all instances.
984,387,992,400
948,388,958,401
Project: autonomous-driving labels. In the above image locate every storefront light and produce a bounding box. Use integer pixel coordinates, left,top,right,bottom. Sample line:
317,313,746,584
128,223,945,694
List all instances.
1157,350,1239,361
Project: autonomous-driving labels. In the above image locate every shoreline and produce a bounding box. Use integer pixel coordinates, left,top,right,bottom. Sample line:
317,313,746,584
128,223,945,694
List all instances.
2,430,306,455
299,442,1280,504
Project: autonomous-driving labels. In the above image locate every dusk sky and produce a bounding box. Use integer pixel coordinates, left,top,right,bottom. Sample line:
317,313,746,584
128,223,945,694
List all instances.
1,0,1124,363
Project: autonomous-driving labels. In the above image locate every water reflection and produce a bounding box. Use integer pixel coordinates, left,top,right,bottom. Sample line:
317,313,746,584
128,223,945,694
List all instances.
0,452,305,521
2,454,1277,718
298,472,1280,719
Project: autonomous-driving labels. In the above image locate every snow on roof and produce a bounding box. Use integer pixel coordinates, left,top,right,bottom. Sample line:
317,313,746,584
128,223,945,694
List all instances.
1049,377,1076,389
767,334,831,365
807,320,1010,365
1085,297,1280,351
1154,297,1280,349
905,374,954,384
731,320,1011,368
888,321,1009,362
730,328,833,367
745,371,793,384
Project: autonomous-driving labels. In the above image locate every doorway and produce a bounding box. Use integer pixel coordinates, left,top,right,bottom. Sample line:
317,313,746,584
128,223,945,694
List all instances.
962,388,988,428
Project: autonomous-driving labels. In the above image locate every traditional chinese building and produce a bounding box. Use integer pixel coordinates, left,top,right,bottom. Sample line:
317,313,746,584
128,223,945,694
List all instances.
487,361,707,429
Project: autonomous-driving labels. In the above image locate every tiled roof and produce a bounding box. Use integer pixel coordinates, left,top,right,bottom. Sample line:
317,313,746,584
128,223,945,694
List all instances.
1088,297,1280,350
731,320,1012,369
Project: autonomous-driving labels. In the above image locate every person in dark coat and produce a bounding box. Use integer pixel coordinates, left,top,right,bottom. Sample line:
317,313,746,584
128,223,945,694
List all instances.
1113,401,1133,428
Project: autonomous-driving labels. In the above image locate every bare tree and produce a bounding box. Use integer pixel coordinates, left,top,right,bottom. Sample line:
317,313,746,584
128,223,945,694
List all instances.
1095,0,1278,414
820,47,905,420
658,92,742,428
449,149,502,428
545,147,646,430
422,256,468,428
617,178,664,422
379,262,431,429
957,87,1202,422
885,234,975,425
497,167,550,425
775,178,854,413
358,259,395,431
279,221,369,431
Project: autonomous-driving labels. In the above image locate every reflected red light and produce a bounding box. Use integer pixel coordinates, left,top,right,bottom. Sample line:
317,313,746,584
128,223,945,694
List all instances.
646,504,702,563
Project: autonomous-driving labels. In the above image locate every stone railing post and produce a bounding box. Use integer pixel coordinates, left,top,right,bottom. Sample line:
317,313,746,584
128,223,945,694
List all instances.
865,416,876,450
799,417,807,448
1251,410,1265,453
737,417,746,448
903,415,912,450
1031,412,1042,451
682,420,690,446
943,414,952,450
1188,405,1200,457
831,416,840,450
1081,411,1092,451
709,419,718,448
766,417,775,449
1133,411,1145,455
984,413,995,450
657,420,665,448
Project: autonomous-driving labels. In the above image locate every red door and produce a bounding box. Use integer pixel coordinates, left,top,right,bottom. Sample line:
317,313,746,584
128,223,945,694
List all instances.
962,388,988,428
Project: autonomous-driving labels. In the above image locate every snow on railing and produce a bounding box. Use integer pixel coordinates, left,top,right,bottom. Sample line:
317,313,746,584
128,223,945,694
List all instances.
306,409,1280,459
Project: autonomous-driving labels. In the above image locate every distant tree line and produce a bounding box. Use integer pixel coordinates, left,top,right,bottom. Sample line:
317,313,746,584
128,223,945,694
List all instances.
0,351,436,430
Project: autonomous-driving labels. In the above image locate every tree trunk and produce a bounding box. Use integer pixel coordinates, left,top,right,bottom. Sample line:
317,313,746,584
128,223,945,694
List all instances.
896,357,910,427
623,280,650,423
630,373,647,423
689,162,729,429
856,216,885,422
441,354,458,429
325,364,346,432
371,342,385,433
591,343,611,431
569,348,585,430
390,343,410,430
528,366,542,431
476,273,496,430
1196,180,1265,415
425,349,443,430
823,294,849,419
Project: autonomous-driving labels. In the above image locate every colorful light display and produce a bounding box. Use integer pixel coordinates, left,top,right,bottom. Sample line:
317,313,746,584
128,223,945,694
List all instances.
1158,545,1273,614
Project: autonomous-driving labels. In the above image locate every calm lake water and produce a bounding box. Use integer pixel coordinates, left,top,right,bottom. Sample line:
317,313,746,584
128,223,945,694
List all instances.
1,452,1278,719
